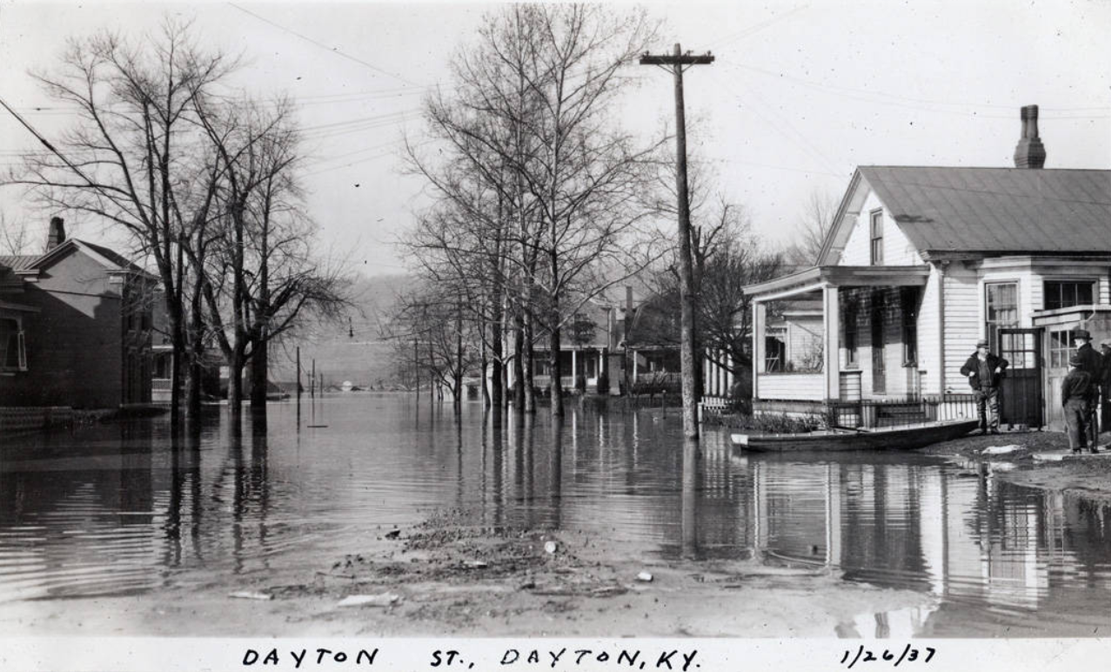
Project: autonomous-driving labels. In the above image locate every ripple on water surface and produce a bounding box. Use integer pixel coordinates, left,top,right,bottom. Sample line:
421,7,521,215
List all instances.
2,395,1111,635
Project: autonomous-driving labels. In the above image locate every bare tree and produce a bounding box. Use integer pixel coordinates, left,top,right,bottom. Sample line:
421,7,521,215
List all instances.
194,94,349,418
783,188,838,266
6,19,236,430
408,4,664,417
0,211,36,255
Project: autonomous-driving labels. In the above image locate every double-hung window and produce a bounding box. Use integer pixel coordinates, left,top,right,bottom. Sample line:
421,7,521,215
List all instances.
0,317,27,372
869,210,884,265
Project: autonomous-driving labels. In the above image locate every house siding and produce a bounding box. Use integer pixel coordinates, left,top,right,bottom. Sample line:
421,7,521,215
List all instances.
917,266,943,395
838,190,922,267
942,263,980,392
0,244,151,409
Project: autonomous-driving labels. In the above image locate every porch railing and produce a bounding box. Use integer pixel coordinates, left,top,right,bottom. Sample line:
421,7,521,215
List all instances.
829,393,978,429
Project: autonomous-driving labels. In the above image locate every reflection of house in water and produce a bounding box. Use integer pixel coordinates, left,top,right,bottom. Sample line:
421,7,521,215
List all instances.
747,458,1111,630
0,421,157,601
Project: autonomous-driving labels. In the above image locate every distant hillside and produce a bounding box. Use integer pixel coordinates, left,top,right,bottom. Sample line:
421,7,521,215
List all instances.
269,272,412,388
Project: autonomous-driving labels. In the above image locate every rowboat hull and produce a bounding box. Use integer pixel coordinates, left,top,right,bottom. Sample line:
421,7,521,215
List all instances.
730,419,980,453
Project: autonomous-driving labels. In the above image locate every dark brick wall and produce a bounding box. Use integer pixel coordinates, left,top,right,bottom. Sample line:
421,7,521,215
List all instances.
0,245,151,409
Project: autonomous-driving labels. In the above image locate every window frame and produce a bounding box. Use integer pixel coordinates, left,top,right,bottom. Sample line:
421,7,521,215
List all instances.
0,316,28,373
843,300,859,369
869,209,884,265
1043,279,1097,311
984,281,1020,352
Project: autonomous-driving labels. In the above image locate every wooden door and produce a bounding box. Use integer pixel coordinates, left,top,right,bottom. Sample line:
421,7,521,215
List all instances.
999,328,1042,428
1044,327,1076,431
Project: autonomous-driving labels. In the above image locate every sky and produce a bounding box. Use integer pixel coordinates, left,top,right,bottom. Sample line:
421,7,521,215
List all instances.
1,0,1108,276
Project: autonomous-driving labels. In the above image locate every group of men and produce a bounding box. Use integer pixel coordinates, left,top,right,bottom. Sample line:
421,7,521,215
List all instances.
960,329,1111,452
1060,330,1111,454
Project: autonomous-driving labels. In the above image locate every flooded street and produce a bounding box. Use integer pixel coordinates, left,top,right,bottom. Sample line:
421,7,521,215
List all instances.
2,394,1111,637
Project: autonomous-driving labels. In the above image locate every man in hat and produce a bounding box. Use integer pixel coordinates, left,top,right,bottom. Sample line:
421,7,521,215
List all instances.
1073,329,1102,444
960,338,1009,435
1062,351,1097,454
1101,339,1111,435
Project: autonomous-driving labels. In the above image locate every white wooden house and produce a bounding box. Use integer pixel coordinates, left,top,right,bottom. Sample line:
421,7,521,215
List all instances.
743,105,1111,430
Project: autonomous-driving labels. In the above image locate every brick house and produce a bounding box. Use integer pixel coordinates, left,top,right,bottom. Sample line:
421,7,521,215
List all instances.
0,218,156,409
742,105,1111,430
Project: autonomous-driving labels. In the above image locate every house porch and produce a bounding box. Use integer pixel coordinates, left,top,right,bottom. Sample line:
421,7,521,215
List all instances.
745,265,979,427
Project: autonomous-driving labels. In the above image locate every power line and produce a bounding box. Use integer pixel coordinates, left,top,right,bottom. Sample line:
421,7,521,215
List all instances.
706,5,810,51
723,62,1111,118
227,2,423,89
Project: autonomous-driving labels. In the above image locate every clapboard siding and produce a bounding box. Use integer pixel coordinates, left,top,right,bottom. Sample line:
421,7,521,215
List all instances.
839,190,923,267
917,267,943,395
943,264,980,391
757,373,825,401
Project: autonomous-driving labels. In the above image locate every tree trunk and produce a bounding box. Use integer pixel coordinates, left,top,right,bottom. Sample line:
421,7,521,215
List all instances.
512,316,525,411
523,314,536,413
549,302,564,417
490,298,503,412
228,349,243,425
250,341,268,410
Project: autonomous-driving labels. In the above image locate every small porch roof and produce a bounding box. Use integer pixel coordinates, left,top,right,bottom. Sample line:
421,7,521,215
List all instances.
744,265,930,301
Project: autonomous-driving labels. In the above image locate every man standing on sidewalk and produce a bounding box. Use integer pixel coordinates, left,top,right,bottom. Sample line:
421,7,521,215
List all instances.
1062,352,1098,454
960,338,1009,435
1073,329,1102,446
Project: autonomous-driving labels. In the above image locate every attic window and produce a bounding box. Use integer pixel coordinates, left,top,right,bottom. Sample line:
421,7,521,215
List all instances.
0,317,27,372
869,210,884,265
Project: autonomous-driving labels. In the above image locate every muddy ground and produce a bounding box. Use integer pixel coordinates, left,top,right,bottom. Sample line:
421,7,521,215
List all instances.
0,506,934,638
924,427,1111,500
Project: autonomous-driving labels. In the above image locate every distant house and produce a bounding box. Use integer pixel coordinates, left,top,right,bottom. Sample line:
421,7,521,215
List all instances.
498,286,682,397
743,105,1111,430
0,217,156,409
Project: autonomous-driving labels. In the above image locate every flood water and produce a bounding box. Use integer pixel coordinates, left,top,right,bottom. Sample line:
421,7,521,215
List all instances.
2,394,1111,637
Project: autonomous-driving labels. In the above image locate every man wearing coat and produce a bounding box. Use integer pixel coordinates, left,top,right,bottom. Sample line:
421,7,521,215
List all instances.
1062,352,1098,454
960,338,1009,435
1101,339,1111,435
1073,329,1102,445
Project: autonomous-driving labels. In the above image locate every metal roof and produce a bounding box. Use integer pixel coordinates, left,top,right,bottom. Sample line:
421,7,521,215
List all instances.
859,166,1111,254
0,255,40,271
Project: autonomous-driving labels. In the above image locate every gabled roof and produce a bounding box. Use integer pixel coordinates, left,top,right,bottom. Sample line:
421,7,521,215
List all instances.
30,239,155,279
858,166,1111,255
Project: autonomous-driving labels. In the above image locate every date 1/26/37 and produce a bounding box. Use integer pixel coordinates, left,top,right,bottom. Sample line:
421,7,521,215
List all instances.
841,644,936,668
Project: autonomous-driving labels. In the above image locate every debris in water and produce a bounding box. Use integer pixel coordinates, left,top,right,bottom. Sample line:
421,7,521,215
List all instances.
228,591,273,601
544,541,558,555
337,593,400,608
636,571,653,583
463,560,488,569
1033,452,1067,462
385,529,401,539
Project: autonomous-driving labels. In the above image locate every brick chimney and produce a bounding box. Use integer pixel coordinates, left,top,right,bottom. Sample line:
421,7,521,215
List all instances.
1013,105,1046,169
46,216,66,251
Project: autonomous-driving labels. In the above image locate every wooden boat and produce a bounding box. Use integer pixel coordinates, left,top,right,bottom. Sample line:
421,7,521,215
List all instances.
730,418,979,453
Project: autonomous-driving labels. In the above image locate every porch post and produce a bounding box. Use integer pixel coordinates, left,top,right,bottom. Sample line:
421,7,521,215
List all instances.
571,349,577,382
823,284,840,401
753,300,766,401
726,352,734,397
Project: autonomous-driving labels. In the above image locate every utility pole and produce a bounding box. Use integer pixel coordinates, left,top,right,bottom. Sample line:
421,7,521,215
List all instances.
640,43,714,440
